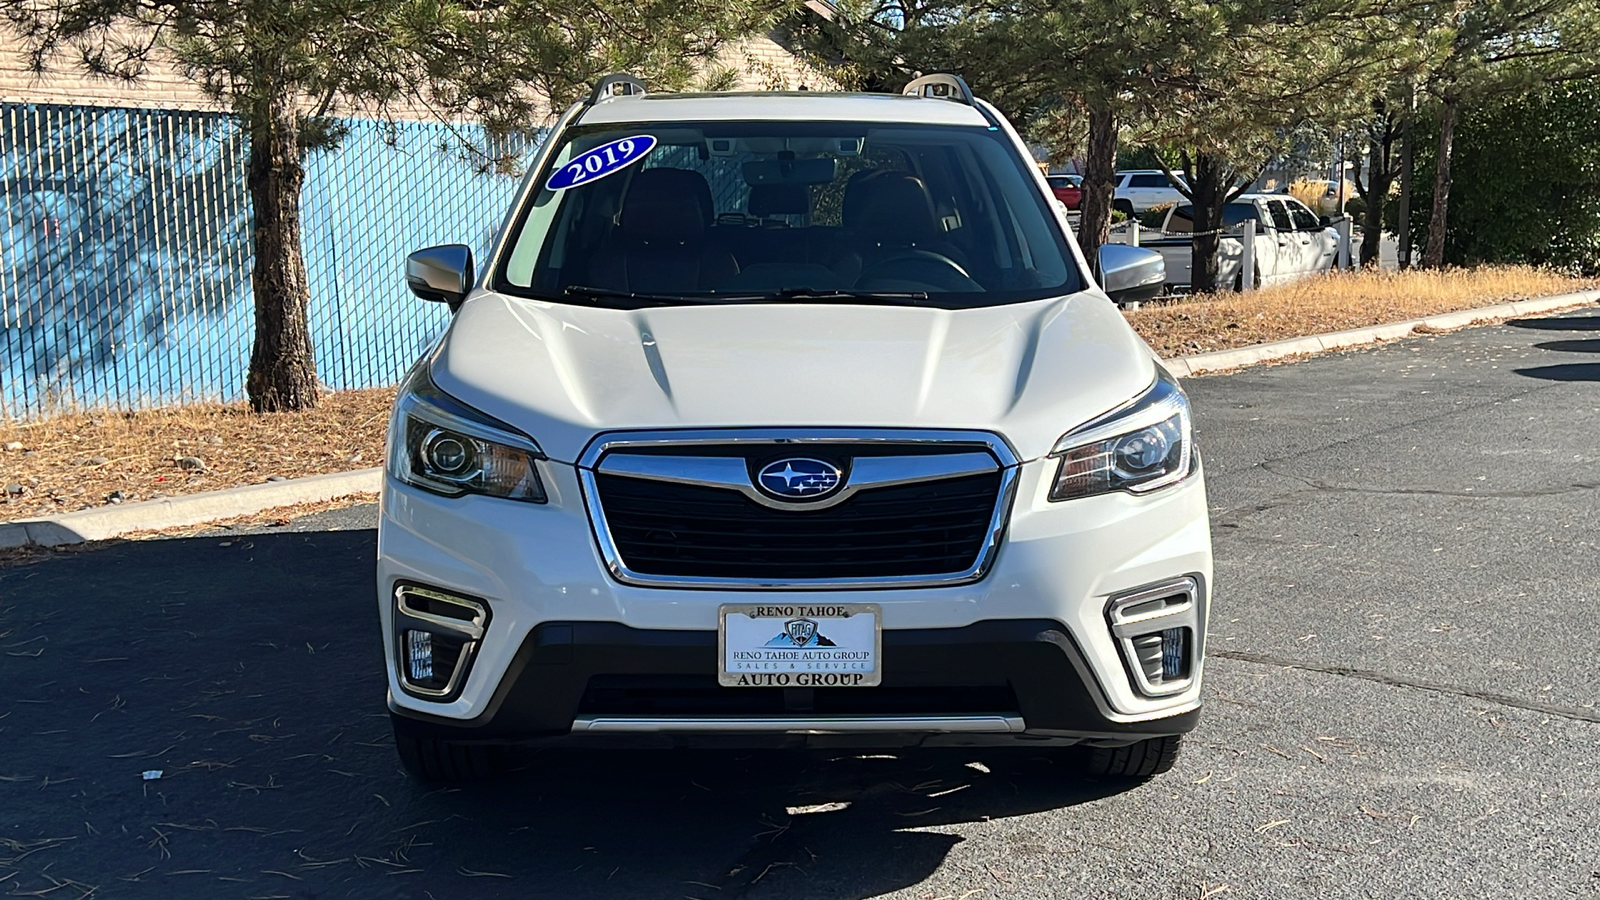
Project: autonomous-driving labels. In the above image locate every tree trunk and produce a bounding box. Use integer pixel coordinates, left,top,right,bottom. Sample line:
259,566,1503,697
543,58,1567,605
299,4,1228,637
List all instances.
1421,98,1458,270
1189,153,1227,293
1360,127,1391,267
1360,180,1386,267
1397,96,1414,269
245,96,319,412
1076,101,1117,280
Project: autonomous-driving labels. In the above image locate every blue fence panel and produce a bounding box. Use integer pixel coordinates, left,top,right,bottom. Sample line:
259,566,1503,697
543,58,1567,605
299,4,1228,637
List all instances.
0,102,533,417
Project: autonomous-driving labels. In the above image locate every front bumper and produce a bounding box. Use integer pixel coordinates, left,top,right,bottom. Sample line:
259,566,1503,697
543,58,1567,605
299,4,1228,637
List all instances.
388,619,1201,748
378,453,1213,742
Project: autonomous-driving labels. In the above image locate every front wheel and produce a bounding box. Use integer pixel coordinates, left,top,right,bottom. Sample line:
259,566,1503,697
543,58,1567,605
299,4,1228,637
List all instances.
393,718,508,782
1082,734,1184,779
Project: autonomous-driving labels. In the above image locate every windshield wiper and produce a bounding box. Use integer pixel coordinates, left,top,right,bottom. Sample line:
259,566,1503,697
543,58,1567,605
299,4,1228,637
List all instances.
563,285,718,306
714,288,931,305
562,285,931,307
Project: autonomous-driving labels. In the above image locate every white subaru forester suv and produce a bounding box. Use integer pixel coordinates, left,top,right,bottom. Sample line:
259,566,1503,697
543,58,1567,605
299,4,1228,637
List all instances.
382,74,1211,781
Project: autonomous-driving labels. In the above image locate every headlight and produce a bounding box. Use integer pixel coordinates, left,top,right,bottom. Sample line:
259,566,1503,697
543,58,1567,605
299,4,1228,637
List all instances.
387,368,547,503
1048,368,1192,501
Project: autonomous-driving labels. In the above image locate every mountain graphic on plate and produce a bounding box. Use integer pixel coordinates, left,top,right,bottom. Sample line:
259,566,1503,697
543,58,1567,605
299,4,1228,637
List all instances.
764,618,837,648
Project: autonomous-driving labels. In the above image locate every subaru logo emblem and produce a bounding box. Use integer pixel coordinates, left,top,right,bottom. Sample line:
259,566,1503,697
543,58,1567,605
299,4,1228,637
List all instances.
755,457,843,501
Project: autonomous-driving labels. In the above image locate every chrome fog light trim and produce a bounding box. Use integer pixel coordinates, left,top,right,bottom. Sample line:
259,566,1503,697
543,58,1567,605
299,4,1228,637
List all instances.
1105,576,1202,698
393,584,490,701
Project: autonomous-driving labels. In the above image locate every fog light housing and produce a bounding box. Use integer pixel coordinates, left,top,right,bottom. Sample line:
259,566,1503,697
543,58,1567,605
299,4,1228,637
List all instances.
1160,627,1187,680
393,584,489,701
407,630,434,682
1106,577,1202,697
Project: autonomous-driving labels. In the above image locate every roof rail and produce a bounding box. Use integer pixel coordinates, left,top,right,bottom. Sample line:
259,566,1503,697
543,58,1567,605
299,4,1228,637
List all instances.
588,73,647,106
901,73,1001,130
902,73,975,106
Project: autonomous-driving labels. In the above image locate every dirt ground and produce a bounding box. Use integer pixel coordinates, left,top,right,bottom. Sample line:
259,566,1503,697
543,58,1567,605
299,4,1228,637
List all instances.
1,390,392,522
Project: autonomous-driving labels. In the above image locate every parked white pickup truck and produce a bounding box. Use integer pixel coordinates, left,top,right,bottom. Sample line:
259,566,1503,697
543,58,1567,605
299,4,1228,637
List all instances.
1135,193,1338,290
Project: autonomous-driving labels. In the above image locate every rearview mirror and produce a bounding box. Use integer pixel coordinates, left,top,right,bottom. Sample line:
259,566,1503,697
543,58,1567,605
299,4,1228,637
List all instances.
406,245,474,311
1098,244,1166,307
742,158,837,186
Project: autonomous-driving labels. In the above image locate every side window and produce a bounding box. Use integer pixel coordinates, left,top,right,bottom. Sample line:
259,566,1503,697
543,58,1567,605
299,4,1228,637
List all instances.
1221,203,1259,229
1287,200,1321,230
1166,206,1195,234
1130,174,1169,188
1265,200,1294,231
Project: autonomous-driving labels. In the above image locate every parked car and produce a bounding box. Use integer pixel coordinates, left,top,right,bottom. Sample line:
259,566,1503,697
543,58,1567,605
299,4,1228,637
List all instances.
1114,170,1188,214
1139,193,1337,289
386,73,1212,783
1047,173,1082,209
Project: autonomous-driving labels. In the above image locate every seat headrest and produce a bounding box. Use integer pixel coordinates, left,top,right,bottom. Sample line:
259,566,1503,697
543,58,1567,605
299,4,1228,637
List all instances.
843,170,939,243
748,183,809,218
621,168,714,242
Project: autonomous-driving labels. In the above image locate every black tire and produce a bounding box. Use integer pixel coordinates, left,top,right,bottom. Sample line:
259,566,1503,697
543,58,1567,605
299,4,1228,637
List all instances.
1083,734,1184,779
1113,199,1135,216
393,721,507,782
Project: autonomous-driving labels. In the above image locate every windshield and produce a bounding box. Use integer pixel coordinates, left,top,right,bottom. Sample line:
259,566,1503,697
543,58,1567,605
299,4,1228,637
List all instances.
495,120,1082,308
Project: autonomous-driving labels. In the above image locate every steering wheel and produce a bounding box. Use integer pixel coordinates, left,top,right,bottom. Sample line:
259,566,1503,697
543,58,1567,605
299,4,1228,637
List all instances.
856,250,984,293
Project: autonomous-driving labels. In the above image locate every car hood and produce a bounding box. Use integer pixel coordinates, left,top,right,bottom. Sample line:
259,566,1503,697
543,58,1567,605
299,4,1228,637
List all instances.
431,291,1158,463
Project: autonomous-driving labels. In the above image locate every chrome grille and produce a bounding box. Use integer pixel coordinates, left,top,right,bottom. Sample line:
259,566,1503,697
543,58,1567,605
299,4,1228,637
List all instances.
578,429,1019,589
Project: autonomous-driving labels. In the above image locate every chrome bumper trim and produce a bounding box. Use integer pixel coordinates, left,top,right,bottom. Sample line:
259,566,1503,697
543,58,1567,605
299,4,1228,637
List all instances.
570,714,1027,734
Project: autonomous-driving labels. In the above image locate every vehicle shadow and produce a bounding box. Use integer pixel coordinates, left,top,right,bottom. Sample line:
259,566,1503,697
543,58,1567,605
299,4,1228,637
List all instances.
1505,314,1600,332
1531,339,1600,354
1513,363,1600,382
0,529,1132,900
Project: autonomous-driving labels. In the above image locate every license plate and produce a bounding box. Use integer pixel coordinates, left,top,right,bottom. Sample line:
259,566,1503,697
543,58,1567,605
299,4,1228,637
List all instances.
718,603,881,687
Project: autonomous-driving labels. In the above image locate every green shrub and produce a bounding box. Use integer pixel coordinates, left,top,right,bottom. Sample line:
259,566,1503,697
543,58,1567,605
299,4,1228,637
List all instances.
1399,78,1600,274
1139,203,1173,229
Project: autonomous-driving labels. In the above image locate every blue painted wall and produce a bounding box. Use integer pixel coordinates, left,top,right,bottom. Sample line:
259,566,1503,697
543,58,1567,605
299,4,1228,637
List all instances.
0,103,533,417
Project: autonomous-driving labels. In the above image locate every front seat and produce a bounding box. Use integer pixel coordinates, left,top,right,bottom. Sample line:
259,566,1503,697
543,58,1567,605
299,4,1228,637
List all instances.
833,170,968,283
588,168,738,293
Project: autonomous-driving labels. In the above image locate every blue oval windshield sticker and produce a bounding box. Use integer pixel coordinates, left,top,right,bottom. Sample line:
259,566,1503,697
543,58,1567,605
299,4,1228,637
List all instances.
545,135,657,191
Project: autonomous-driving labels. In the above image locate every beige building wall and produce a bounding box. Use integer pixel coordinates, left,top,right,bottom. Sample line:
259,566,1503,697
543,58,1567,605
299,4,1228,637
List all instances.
0,46,218,111
717,32,840,92
0,28,840,118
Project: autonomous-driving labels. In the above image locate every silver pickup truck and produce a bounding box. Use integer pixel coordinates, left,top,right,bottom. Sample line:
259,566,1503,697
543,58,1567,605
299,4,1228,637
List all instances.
1131,193,1338,290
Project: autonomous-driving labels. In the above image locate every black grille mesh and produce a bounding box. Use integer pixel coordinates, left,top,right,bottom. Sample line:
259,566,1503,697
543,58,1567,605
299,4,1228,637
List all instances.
595,469,1003,579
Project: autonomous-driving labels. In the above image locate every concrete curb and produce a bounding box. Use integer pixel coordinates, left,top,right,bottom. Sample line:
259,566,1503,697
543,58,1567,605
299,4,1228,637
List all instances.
0,467,382,550
4,289,1595,549
1165,289,1600,377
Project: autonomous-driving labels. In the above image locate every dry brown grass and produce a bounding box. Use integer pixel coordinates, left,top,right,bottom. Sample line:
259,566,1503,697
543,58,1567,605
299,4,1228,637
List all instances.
1128,266,1597,358
1,388,393,522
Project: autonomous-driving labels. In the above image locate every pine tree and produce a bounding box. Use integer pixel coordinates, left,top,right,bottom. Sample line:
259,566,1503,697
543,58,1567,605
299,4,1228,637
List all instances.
2,0,775,410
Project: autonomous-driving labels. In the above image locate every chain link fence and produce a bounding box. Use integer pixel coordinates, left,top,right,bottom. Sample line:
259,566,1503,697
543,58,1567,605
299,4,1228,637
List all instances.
0,102,535,418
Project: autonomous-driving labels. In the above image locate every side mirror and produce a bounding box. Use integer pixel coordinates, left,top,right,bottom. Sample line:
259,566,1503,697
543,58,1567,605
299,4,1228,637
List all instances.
1098,243,1166,307
406,245,474,311
1318,215,1332,229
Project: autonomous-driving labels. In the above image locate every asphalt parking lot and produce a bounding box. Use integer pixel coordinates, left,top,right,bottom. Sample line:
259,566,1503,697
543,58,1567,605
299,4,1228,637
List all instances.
3,307,1598,899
